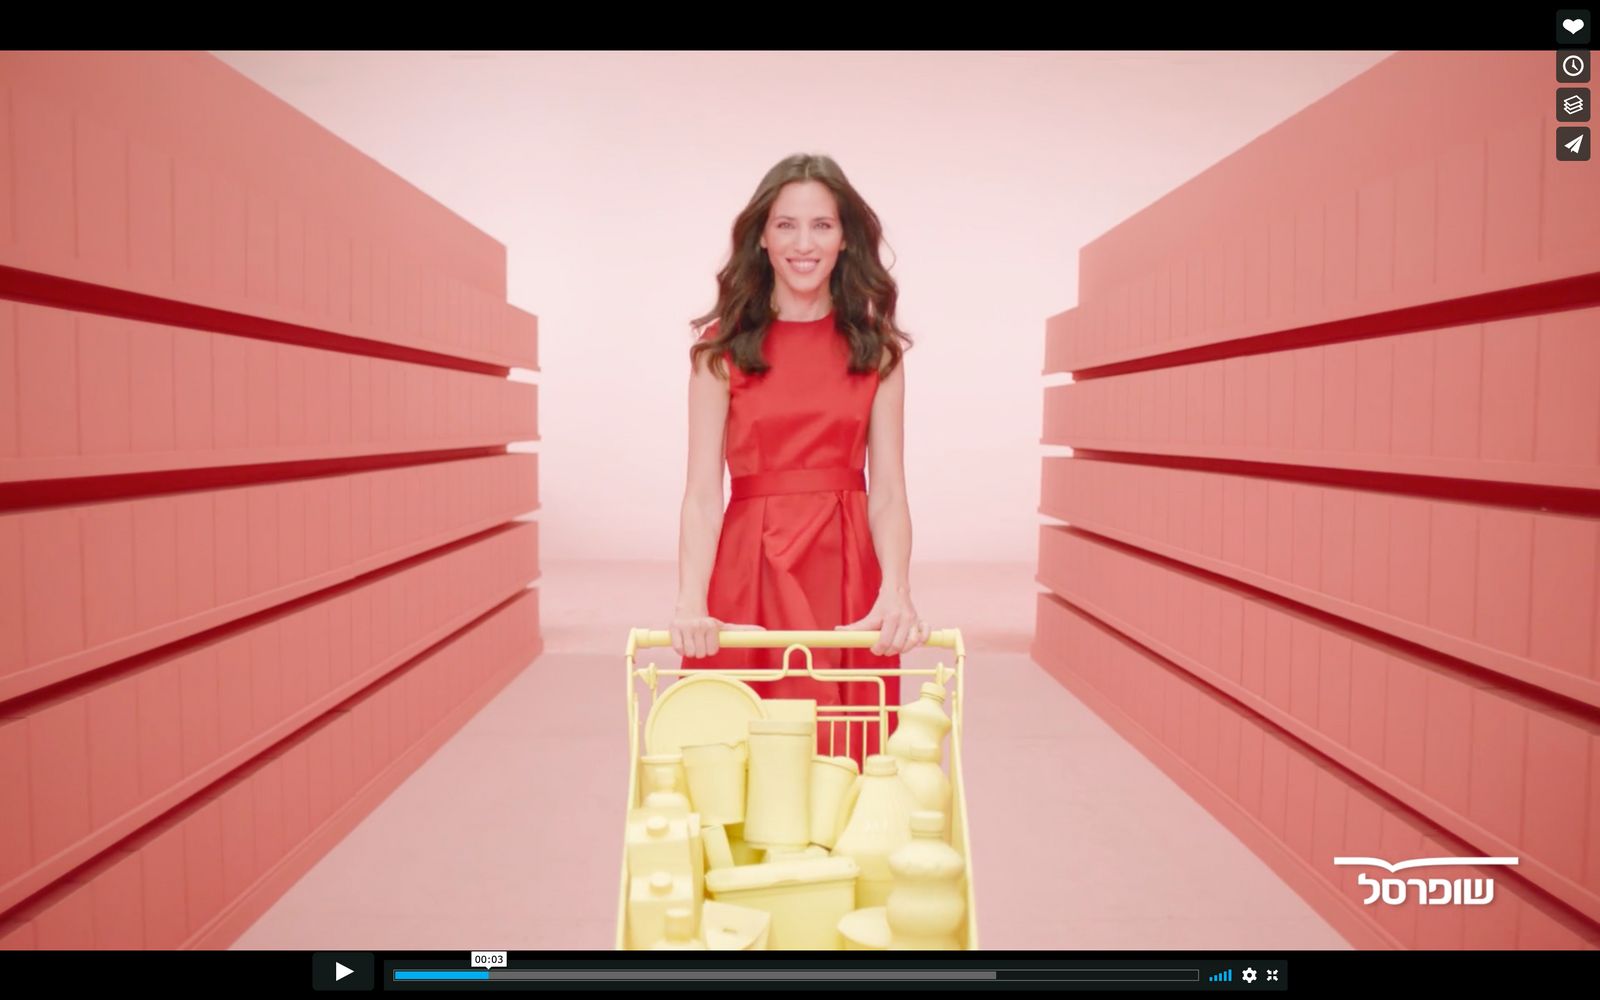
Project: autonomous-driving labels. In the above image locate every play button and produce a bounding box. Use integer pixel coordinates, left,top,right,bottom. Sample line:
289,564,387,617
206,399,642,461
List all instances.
313,953,373,990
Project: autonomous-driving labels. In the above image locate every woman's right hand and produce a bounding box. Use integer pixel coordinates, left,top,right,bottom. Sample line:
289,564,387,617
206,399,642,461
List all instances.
671,609,765,658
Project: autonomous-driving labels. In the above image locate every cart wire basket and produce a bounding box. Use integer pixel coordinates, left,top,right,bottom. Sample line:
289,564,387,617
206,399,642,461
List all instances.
616,627,978,950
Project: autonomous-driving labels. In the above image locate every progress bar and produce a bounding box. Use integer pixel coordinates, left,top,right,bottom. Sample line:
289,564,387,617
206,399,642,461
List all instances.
394,969,1208,982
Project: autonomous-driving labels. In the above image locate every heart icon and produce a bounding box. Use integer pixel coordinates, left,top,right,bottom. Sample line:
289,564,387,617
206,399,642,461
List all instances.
1565,18,1586,34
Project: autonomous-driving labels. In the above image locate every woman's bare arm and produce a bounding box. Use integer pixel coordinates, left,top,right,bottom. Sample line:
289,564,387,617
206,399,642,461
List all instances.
676,352,730,613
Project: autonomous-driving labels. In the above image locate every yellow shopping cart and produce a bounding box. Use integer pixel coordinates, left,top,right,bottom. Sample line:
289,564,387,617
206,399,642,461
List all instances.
616,627,978,950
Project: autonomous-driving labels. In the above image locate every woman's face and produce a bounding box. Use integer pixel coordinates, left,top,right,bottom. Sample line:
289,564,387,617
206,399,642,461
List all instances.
761,180,846,299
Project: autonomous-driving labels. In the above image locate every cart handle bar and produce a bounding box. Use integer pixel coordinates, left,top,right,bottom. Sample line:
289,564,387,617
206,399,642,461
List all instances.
631,628,959,650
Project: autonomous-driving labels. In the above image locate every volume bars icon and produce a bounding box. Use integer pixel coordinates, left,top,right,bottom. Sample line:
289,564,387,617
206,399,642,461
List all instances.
1209,969,1235,982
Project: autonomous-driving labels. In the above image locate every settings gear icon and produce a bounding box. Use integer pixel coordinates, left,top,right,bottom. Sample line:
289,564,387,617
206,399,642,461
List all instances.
1242,968,1258,984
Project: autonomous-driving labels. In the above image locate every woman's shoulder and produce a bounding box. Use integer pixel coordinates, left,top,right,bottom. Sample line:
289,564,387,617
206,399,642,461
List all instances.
693,321,737,381
696,322,728,358
875,342,896,379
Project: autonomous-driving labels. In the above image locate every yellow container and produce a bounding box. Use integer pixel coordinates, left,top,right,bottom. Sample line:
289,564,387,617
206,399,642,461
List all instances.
701,900,772,950
627,871,694,949
704,856,860,950
838,905,891,950
618,628,979,950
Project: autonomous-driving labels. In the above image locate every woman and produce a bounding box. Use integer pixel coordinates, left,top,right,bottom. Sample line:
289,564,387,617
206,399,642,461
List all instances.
670,153,928,766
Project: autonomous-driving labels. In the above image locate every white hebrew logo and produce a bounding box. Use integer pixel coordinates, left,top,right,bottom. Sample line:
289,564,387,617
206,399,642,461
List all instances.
1333,856,1518,906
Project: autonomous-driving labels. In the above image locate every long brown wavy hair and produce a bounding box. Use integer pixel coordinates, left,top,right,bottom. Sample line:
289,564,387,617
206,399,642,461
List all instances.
690,154,911,381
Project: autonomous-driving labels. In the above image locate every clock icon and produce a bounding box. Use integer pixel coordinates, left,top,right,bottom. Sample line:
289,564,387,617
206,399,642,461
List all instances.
1560,51,1590,82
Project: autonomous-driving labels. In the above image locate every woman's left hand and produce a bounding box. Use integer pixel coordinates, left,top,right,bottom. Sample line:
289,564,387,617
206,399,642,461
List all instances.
835,590,930,655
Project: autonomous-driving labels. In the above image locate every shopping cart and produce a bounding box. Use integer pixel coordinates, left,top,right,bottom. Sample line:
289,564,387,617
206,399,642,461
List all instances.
616,627,978,950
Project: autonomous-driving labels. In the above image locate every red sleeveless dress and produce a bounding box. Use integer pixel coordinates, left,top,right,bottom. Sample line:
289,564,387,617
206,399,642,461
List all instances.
694,311,900,768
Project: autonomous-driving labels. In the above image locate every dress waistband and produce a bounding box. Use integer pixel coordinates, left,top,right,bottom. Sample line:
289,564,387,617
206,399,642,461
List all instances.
730,467,866,500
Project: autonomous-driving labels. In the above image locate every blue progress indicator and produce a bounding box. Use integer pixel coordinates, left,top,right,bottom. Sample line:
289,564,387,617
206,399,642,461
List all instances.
394,970,491,981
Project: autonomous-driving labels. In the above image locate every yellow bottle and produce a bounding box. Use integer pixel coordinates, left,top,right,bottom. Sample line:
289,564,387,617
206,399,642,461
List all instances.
830,755,916,908
885,684,951,764
885,811,965,950
898,741,951,820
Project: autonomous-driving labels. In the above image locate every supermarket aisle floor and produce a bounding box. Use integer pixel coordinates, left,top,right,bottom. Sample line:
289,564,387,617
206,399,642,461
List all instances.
233,560,1349,950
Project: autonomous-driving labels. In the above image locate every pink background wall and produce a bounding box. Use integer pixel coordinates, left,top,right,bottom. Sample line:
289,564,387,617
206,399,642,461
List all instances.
209,50,1387,563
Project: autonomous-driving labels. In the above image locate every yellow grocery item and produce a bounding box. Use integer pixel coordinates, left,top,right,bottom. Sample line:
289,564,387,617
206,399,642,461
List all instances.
624,811,695,885
899,741,952,820
724,823,763,866
704,856,860,950
618,628,977,949
886,811,966,949
639,752,690,811
650,907,706,950
627,871,694,949
838,906,891,950
885,682,951,764
645,674,766,757
701,824,735,870
701,901,772,950
763,844,828,863
831,754,917,909
808,755,859,849
686,813,705,905
681,741,747,826
743,719,813,849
